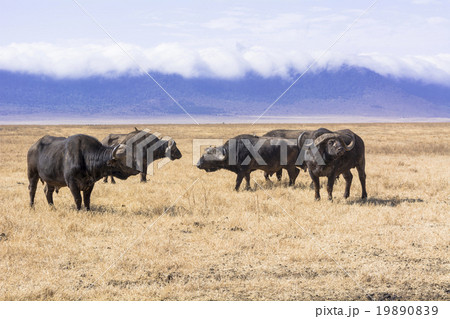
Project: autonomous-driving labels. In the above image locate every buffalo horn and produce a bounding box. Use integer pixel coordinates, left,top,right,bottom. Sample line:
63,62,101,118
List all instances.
112,145,120,159
313,133,339,146
339,133,355,151
298,131,309,147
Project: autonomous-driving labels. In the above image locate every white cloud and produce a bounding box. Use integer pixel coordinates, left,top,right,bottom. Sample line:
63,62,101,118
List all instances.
1,42,450,86
0,42,136,78
199,47,247,78
143,43,202,78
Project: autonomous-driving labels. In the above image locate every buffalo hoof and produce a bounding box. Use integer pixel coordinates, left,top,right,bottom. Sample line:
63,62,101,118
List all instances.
111,180,116,184
315,197,320,201
140,180,147,183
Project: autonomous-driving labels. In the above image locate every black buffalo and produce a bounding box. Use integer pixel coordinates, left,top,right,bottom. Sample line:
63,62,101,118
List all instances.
197,134,300,190
299,128,367,200
101,128,182,183
262,129,307,182
27,134,139,210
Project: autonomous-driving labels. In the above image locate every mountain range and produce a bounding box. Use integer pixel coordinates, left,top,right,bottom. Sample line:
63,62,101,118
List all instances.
0,66,449,122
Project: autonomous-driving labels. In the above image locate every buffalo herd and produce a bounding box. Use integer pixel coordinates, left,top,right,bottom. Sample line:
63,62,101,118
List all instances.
27,127,367,210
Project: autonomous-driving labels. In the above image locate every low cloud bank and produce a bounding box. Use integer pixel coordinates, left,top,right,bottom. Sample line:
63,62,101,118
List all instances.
1,42,450,85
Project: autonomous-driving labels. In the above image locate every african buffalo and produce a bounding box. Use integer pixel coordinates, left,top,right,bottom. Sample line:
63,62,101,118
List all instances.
298,128,367,200
101,128,182,183
262,129,308,182
27,134,140,210
196,134,300,190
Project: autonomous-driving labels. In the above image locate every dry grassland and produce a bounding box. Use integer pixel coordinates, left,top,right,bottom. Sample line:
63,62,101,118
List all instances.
0,123,449,300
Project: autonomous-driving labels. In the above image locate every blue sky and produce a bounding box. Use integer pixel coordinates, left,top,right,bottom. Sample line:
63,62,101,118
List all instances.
1,0,450,83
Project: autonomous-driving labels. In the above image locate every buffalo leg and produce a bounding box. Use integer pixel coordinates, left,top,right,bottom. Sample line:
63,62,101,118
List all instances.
110,175,116,184
309,171,321,200
235,172,245,191
342,170,353,198
357,164,367,199
276,169,282,181
327,174,336,201
44,184,55,206
83,184,94,211
103,176,108,183
287,167,299,186
140,168,147,183
28,174,39,207
68,182,82,210
264,172,270,182
141,155,148,183
244,172,251,190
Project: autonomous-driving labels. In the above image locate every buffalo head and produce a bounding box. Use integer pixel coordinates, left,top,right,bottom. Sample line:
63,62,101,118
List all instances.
108,144,140,179
305,132,355,159
165,139,182,160
197,146,227,172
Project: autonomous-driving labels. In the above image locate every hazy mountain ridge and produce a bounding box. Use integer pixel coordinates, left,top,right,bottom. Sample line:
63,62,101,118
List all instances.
0,67,449,119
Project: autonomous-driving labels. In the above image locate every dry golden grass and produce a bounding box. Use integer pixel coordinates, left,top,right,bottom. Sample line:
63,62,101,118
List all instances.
0,123,449,300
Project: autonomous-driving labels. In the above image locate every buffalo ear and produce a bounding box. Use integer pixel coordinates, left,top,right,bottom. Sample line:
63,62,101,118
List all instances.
212,147,226,161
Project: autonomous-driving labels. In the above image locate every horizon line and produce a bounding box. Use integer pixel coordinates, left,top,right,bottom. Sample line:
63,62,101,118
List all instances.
1,115,449,126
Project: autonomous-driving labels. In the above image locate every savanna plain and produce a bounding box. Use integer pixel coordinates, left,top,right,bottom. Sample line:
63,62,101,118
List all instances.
0,123,448,300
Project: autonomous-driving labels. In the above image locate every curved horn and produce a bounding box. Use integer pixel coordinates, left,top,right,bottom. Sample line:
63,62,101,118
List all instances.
339,133,355,151
313,133,339,146
134,127,138,131
298,131,307,147
112,145,120,159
